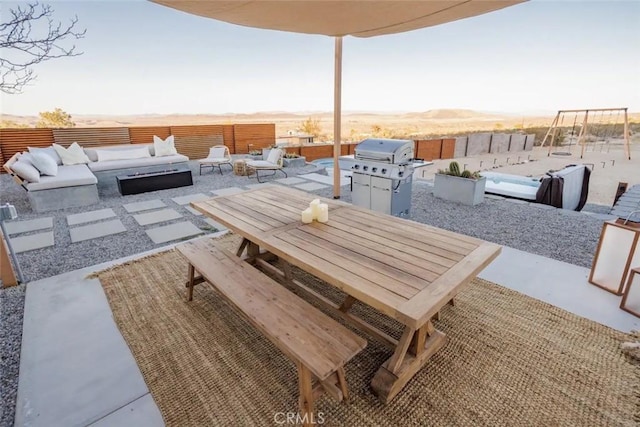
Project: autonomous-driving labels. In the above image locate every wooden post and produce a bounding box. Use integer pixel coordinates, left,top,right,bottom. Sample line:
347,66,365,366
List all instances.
579,110,589,159
0,228,17,287
333,36,343,199
624,108,630,160
542,112,559,155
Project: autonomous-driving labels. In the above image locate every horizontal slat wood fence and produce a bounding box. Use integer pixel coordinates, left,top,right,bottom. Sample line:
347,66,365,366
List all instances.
0,123,273,171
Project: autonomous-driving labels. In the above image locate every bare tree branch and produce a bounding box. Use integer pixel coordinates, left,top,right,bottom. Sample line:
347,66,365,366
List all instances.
0,2,86,94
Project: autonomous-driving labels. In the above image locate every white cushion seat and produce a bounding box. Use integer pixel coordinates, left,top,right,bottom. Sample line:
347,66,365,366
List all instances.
87,154,189,172
25,165,97,191
245,148,287,182
246,160,277,168
198,145,232,175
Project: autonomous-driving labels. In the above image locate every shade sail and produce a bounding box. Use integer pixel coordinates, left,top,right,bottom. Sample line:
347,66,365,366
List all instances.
151,0,526,198
151,1,525,38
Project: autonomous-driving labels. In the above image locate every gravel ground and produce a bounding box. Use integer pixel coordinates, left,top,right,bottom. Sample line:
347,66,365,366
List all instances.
0,162,614,426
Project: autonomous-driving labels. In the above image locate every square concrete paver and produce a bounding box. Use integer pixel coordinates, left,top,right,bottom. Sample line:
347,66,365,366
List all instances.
184,206,202,216
67,208,116,226
4,217,53,235
171,193,211,206
123,199,166,213
294,182,330,192
211,187,246,197
204,218,227,231
245,183,276,190
275,177,307,185
145,221,203,244
70,220,127,243
11,231,55,253
133,209,183,226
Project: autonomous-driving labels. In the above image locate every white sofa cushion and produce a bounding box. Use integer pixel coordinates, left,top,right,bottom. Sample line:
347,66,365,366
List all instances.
25,164,97,191
84,144,154,162
11,160,41,183
28,146,62,165
30,152,59,176
96,147,151,162
153,135,177,157
87,154,189,172
53,142,90,165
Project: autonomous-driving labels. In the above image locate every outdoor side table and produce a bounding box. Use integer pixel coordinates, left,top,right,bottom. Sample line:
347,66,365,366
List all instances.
589,219,640,295
620,267,640,318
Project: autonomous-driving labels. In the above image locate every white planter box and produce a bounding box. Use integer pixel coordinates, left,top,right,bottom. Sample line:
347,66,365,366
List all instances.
433,174,486,206
283,157,306,168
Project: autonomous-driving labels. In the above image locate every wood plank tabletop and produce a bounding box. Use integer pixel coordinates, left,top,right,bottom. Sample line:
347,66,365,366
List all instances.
192,185,501,329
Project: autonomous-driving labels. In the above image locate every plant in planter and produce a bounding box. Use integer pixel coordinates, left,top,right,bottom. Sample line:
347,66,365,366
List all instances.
283,152,307,167
248,149,263,160
433,161,486,205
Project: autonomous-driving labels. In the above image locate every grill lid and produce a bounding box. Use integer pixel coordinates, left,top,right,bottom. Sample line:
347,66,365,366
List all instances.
354,138,414,164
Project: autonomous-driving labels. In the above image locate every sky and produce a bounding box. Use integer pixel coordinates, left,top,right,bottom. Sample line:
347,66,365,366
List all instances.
1,0,639,116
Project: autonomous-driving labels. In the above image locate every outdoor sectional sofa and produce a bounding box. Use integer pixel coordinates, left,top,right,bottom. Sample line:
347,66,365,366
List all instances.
4,143,189,212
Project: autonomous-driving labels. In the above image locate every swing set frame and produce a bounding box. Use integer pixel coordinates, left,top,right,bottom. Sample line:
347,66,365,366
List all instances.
541,108,630,159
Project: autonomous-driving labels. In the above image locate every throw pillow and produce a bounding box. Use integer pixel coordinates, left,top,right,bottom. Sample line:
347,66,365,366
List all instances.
53,142,90,165
30,152,59,176
28,146,63,165
10,160,41,183
96,147,151,162
153,135,177,157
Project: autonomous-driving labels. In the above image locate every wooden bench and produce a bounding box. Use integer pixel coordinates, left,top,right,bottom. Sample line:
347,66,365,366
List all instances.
176,238,367,425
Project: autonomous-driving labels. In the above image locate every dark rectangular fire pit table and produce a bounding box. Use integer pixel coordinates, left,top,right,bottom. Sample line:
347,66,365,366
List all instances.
116,168,193,196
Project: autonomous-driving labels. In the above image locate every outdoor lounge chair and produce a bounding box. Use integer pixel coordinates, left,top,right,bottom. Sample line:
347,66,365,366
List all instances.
198,145,232,175
246,148,287,182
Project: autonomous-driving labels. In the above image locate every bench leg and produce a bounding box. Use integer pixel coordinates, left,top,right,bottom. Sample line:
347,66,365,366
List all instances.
187,263,195,301
336,367,350,403
297,363,314,427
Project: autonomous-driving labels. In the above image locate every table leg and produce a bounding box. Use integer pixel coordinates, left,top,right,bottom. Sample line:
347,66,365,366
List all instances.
371,322,447,403
235,238,249,257
186,264,195,301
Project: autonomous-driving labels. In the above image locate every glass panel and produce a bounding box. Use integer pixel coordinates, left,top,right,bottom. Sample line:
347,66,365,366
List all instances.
591,224,636,294
621,270,640,317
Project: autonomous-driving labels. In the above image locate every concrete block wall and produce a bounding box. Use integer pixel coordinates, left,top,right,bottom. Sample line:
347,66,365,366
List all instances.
524,134,536,151
467,133,492,156
509,134,526,152
489,133,510,154
454,136,468,158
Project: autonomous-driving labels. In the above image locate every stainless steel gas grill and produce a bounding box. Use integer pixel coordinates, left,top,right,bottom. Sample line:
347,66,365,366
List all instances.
351,138,414,217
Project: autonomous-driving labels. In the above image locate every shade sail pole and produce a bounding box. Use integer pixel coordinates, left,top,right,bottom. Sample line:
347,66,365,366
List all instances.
333,36,343,199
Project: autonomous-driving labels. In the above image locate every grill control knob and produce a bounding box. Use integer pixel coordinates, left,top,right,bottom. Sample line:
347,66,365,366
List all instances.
372,167,378,173
363,166,368,171
353,164,359,169
381,168,387,174
398,171,404,177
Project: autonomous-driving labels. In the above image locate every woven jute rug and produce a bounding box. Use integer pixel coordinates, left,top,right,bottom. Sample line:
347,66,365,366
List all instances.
95,235,639,426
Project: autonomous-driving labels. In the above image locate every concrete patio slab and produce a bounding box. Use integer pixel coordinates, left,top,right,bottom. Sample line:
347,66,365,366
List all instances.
67,208,116,226
479,246,640,332
133,208,183,226
4,217,53,235
123,199,166,213
211,187,246,196
184,206,202,216
88,394,163,427
204,218,227,231
171,193,211,206
15,274,150,427
275,177,308,185
245,183,276,190
145,221,203,244
484,194,505,200
301,172,350,187
294,182,330,192
70,220,127,243
11,231,55,253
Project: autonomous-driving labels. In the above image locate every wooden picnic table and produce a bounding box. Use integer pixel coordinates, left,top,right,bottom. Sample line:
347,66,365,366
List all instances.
192,185,501,402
